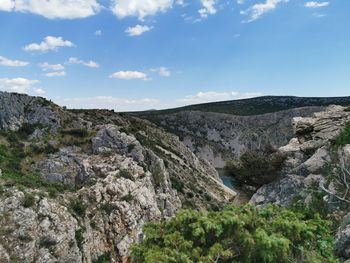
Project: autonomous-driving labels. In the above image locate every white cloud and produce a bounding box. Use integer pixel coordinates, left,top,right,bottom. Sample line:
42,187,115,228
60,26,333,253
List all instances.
125,25,152,36
0,77,44,94
0,56,29,67
109,71,150,80
39,62,64,71
95,30,102,36
67,57,99,68
57,96,160,112
177,91,262,105
0,0,101,19
305,1,329,8
0,0,14,11
198,0,217,18
151,67,171,77
241,0,289,23
45,71,66,77
110,0,173,20
24,36,75,53
33,87,45,95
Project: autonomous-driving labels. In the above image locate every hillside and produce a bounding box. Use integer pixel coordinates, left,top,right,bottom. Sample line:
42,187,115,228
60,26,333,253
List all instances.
133,96,350,168
0,92,234,262
133,96,350,116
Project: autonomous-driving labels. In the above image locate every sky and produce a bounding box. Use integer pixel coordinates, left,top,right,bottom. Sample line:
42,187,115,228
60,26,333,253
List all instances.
0,0,349,111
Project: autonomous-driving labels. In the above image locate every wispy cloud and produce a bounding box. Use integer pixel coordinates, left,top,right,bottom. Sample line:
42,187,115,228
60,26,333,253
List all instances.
0,0,101,19
151,67,171,77
57,96,160,112
126,25,153,36
0,77,44,94
240,0,289,23
305,1,329,8
177,91,263,105
24,36,75,53
109,71,150,80
39,62,64,71
45,71,66,77
67,57,99,68
0,56,29,67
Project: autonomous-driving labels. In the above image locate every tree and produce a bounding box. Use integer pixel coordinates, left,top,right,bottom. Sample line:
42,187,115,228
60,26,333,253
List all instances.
131,205,338,263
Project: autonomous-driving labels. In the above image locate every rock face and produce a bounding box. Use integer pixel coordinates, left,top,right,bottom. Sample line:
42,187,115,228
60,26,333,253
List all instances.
0,91,61,131
136,107,327,167
0,93,235,263
247,105,350,260
250,105,350,207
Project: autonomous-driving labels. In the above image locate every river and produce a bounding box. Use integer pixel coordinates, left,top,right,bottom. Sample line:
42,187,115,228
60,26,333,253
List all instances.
217,169,235,190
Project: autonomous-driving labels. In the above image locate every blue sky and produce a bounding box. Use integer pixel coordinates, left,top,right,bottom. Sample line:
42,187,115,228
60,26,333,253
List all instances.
0,0,349,111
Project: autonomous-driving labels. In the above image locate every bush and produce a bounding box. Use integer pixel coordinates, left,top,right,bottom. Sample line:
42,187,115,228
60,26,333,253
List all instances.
335,123,350,145
225,145,285,187
60,128,89,138
70,198,87,217
93,253,111,263
131,205,338,263
121,191,134,202
75,228,85,250
22,193,36,208
119,169,134,181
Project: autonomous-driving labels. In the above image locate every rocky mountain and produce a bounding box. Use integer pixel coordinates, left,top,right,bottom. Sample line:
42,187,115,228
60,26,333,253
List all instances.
135,107,330,167
248,105,350,260
0,92,235,263
134,97,350,168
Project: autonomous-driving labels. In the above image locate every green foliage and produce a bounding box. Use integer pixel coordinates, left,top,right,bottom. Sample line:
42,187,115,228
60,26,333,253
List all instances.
70,198,87,217
335,123,350,145
225,145,285,187
60,128,89,138
39,236,57,248
75,227,85,250
127,143,136,152
119,169,134,181
93,253,111,263
131,205,338,263
152,163,165,186
0,130,68,194
170,177,185,193
22,192,36,208
121,191,134,202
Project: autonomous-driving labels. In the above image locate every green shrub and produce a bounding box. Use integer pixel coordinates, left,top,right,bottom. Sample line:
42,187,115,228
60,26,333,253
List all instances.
75,228,85,250
225,145,285,187
131,205,338,263
119,169,134,181
22,193,36,208
127,143,136,152
39,236,57,248
335,123,350,145
121,191,134,202
60,128,89,138
70,198,87,217
93,253,111,263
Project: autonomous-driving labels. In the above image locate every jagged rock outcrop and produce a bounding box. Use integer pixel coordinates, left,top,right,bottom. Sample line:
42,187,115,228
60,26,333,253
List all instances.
250,105,350,207
137,107,327,167
247,105,350,260
0,92,235,263
0,91,61,131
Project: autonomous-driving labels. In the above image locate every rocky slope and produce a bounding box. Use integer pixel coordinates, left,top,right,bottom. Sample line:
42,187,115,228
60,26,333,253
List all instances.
137,107,327,167
0,92,235,263
249,105,350,260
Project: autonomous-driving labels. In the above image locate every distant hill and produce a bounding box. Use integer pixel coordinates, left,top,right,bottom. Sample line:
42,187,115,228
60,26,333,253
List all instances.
131,96,350,116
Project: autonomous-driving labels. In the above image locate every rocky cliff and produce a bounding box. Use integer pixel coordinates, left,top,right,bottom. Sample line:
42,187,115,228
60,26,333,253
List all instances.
137,107,327,167
249,105,350,260
0,92,235,263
